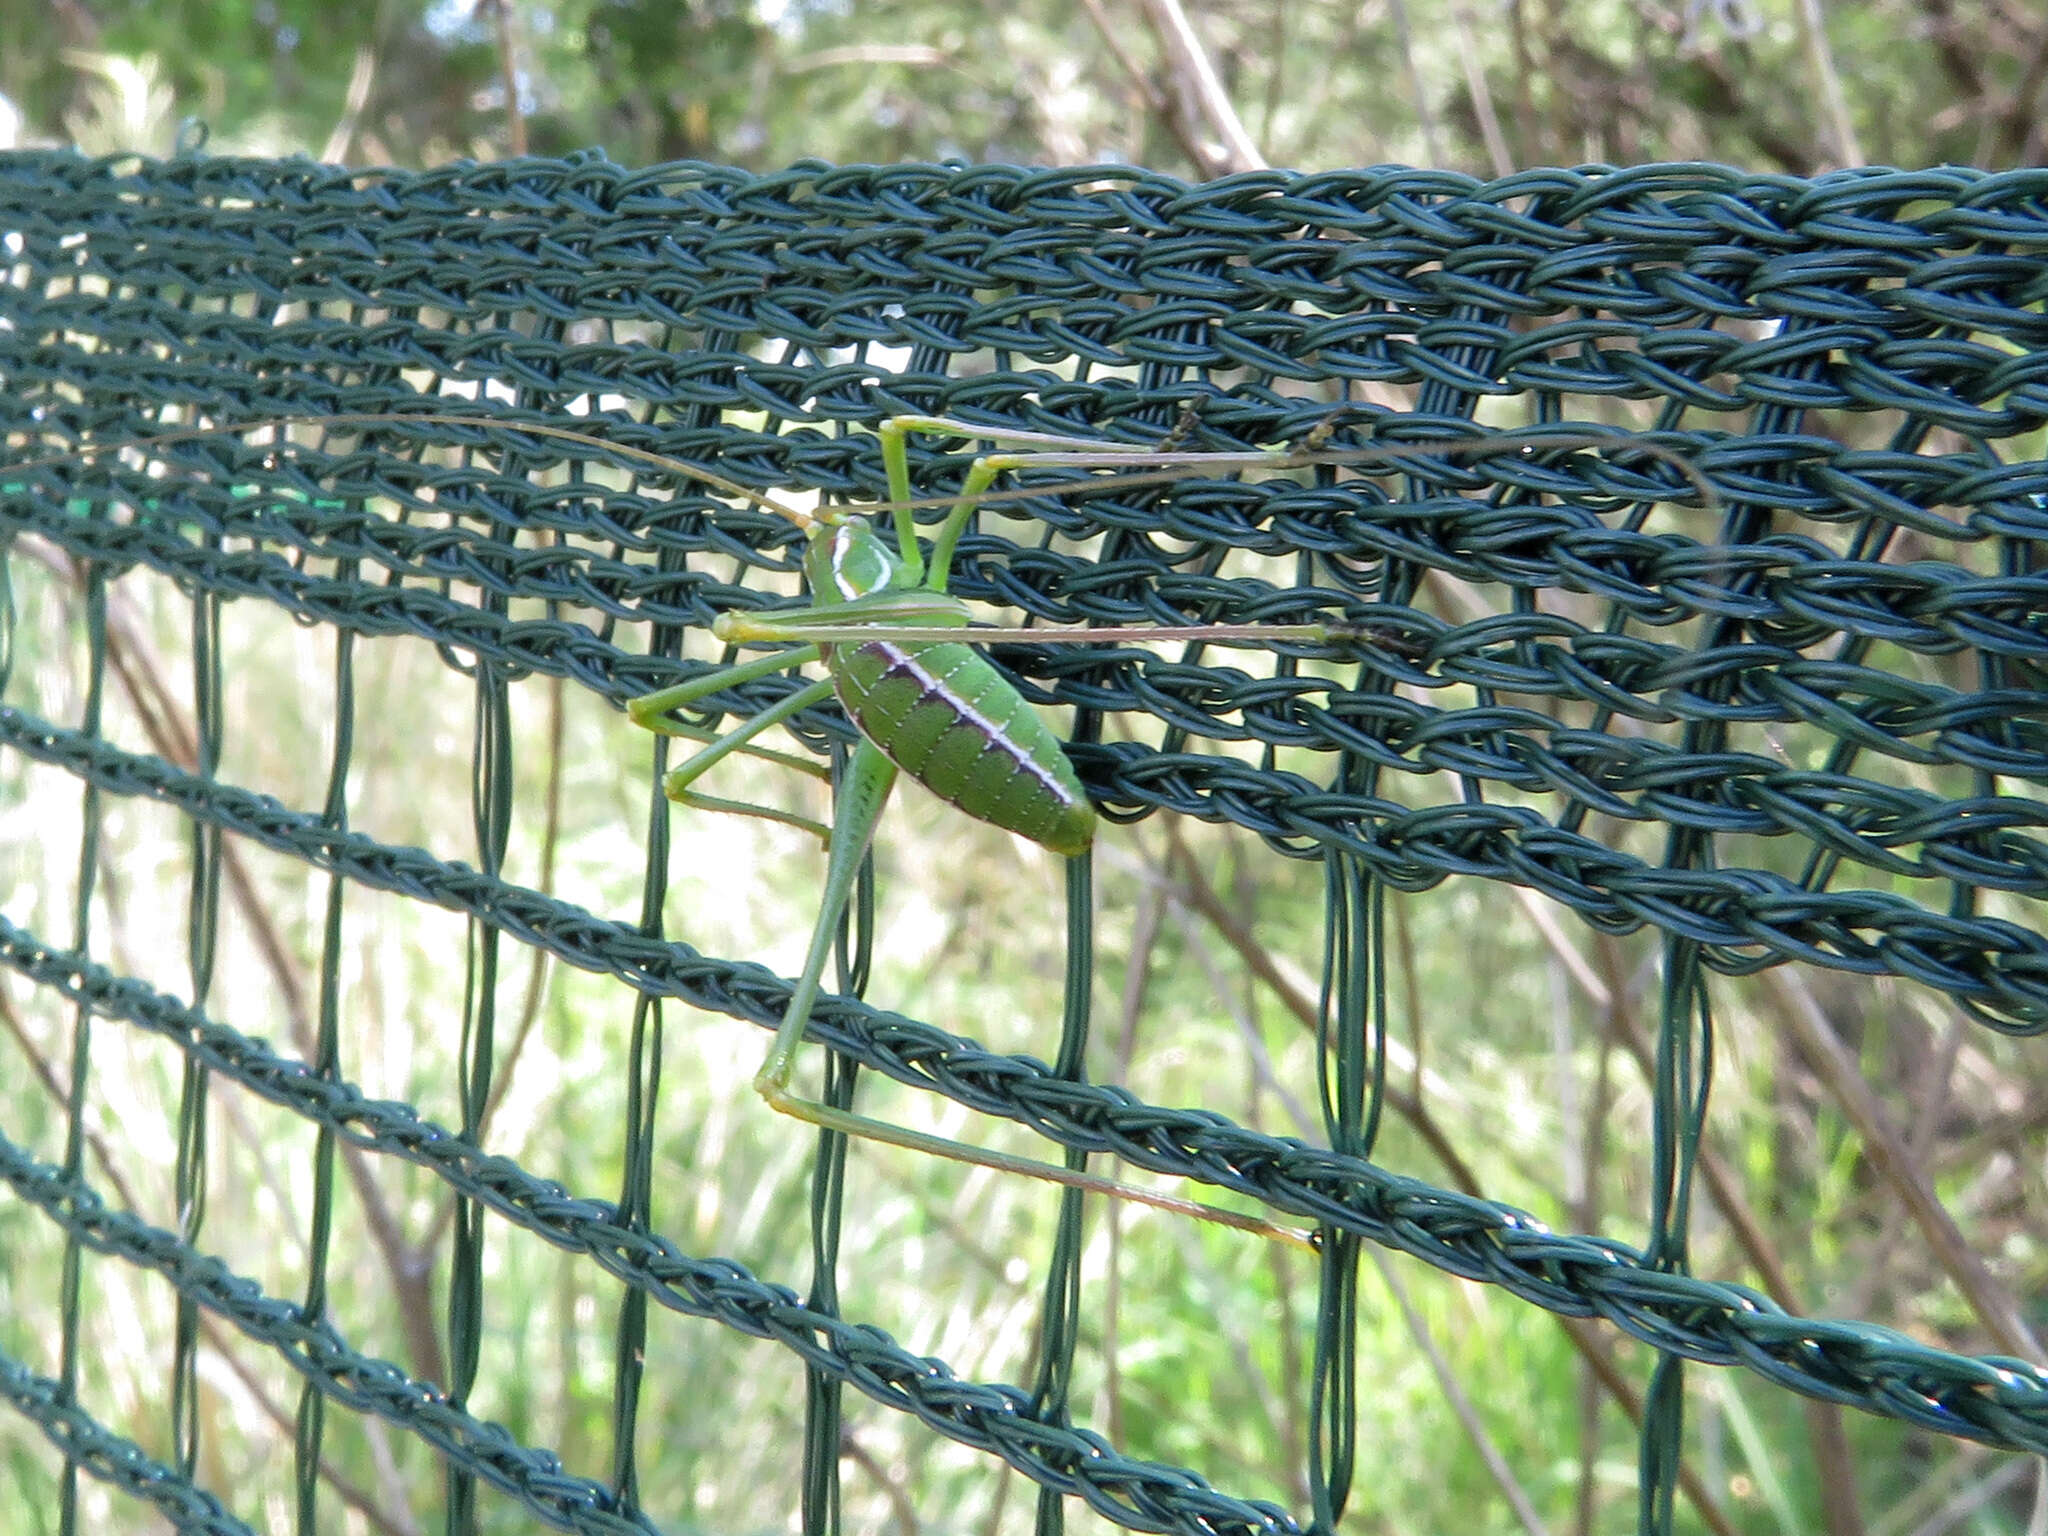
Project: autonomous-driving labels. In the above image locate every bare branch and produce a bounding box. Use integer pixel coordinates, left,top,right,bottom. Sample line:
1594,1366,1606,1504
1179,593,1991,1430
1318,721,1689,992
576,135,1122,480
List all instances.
1132,0,1266,172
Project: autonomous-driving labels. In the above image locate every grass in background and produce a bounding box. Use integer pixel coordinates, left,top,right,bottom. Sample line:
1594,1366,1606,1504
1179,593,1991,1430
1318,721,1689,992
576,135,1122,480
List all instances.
0,436,2044,1536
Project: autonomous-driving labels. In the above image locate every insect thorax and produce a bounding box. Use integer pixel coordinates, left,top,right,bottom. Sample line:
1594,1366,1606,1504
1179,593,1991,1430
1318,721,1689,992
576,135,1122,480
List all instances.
805,520,904,605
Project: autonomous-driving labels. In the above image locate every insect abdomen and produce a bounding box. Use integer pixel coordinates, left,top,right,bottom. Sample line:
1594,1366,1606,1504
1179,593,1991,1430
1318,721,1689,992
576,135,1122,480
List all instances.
829,638,1095,857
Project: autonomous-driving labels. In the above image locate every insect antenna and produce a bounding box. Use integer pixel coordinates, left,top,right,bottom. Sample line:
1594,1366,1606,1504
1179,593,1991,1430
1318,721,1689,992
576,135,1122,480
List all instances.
4,410,825,531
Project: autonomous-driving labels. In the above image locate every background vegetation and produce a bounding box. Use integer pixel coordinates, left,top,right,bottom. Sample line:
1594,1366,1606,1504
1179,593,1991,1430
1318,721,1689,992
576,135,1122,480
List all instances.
2,4,2045,1536
2,0,2044,175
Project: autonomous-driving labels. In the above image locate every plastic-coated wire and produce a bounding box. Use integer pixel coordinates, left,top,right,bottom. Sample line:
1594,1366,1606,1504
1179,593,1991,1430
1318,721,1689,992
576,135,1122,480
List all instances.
0,1348,256,1536
4,151,2047,1536
1,793,2045,1457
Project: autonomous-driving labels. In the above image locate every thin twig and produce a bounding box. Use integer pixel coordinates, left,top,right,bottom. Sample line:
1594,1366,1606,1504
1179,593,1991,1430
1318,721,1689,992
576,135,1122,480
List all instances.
785,44,951,72
320,44,379,166
15,533,449,1389
1762,967,2044,1362
0,983,419,1536
1153,826,1741,1536
1132,0,1267,172
1136,837,1551,1535
1075,0,1171,119
1448,0,1515,176
1385,0,1444,166
840,1432,920,1536
483,0,528,156
1790,0,1862,165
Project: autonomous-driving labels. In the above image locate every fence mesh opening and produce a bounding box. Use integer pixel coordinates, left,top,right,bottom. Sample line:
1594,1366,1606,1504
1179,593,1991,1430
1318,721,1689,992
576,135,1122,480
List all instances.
1,151,2045,1536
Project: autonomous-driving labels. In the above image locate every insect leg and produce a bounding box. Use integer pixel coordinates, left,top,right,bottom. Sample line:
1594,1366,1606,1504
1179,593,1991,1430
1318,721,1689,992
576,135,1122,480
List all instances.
885,413,1195,458
754,735,898,1097
713,619,1347,648
875,417,1023,596
628,643,826,730
653,675,839,841
881,411,1284,604
874,416,927,585
631,652,836,838
754,742,1317,1249
712,590,975,645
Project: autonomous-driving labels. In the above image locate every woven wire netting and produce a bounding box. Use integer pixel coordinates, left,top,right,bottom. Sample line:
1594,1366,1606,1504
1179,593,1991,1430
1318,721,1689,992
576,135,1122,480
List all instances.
0,149,2045,1536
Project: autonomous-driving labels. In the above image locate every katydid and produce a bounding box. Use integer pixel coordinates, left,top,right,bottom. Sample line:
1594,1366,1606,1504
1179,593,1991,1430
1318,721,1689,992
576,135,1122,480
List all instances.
8,407,1713,1244
627,413,1374,1248
621,412,1715,1247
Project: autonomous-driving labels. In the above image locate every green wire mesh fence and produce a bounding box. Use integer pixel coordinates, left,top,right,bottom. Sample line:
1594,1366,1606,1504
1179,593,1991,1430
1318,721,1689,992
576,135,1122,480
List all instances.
0,150,2045,1535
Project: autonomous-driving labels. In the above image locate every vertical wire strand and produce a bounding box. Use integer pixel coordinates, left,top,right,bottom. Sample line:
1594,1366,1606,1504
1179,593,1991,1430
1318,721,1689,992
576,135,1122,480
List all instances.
0,525,14,696
610,738,668,1517
170,553,223,1479
1640,939,1712,1536
800,736,873,1536
295,568,357,1533
612,400,695,1514
1308,845,1368,1534
1032,850,1096,1536
447,544,516,1536
54,563,105,1536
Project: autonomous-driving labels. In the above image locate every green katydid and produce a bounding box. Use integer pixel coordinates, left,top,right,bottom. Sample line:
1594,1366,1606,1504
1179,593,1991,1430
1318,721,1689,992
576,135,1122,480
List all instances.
9,406,1714,1244
627,412,1375,1249
618,411,1717,1247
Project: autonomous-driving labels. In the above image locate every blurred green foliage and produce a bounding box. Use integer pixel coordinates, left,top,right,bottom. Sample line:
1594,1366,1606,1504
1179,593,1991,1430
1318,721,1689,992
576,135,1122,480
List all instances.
1,0,2040,176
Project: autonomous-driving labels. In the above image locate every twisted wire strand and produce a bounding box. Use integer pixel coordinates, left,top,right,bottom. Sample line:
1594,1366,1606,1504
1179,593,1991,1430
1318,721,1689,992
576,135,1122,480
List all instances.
2,710,2045,1458
6,149,2048,1531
